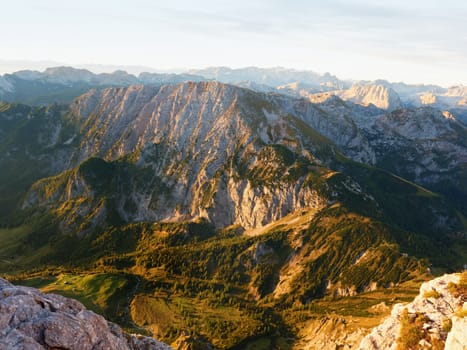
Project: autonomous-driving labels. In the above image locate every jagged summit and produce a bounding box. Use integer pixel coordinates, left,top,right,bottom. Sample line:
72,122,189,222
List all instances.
24,81,338,230
376,107,465,139
70,82,270,160
338,83,403,111
16,81,463,238
68,81,353,164
308,83,403,111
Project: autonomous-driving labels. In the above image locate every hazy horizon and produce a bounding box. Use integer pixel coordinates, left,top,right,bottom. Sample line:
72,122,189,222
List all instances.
2,0,467,86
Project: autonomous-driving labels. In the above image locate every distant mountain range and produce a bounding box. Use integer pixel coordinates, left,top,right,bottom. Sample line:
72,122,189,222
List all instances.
0,66,205,105
1,66,466,124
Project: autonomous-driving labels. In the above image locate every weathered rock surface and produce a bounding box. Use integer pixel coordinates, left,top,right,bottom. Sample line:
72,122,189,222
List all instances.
0,278,172,350
23,82,335,231
358,273,467,350
309,84,403,111
445,312,467,350
336,84,403,111
19,82,466,235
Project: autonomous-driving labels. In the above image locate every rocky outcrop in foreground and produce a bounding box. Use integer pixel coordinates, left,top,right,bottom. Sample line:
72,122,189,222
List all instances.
0,278,172,350
358,273,467,350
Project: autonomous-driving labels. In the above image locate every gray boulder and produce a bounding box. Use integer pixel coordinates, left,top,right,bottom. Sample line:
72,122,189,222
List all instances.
0,278,171,350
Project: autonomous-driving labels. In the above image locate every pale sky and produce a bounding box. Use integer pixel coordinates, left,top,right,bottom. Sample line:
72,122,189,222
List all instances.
1,0,467,86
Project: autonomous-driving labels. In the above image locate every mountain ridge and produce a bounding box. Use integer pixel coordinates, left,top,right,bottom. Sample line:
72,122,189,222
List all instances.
16,81,464,235
2,65,467,126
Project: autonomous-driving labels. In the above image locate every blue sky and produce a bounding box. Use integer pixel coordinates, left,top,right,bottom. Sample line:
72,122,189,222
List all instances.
1,0,467,86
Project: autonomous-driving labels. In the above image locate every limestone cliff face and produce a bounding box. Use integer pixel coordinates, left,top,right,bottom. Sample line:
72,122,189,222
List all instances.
25,82,332,231
21,82,467,233
415,85,467,110
0,278,171,350
310,98,467,203
68,82,386,170
337,84,403,111
358,273,467,350
309,84,403,111
445,314,467,350
69,82,264,167
362,108,467,189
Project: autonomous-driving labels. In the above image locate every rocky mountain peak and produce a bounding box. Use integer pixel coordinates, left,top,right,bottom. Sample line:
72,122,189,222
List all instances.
307,83,403,111
339,83,403,111
0,278,171,350
376,107,465,140
69,81,251,161
25,81,336,230
20,80,467,234
359,273,467,350
446,85,467,97
43,66,95,84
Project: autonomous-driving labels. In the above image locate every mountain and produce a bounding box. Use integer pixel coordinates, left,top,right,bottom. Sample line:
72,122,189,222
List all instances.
41,66,97,84
188,69,407,110
368,80,467,124
415,86,467,125
299,84,402,111
310,100,467,215
188,66,349,91
270,75,467,124
391,83,467,110
0,67,206,106
1,81,466,349
0,101,76,222
0,278,171,350
0,76,14,94
16,82,463,235
277,81,329,97
20,82,350,231
76,63,161,76
359,272,467,350
138,72,207,85
360,108,467,210
0,81,463,253
3,65,467,127
283,93,467,217
333,84,403,111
